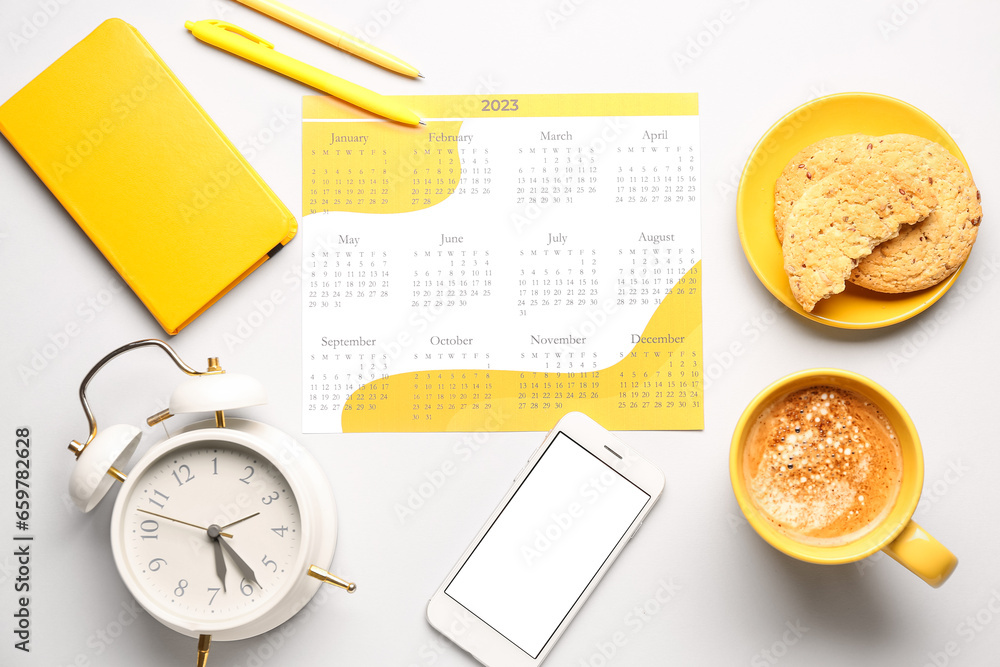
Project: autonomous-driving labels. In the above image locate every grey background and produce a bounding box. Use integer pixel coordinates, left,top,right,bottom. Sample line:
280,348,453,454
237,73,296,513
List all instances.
1,1,998,665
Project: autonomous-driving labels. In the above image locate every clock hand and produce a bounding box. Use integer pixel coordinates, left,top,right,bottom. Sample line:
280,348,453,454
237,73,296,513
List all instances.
138,509,233,538
219,512,260,530
211,525,260,588
206,526,228,591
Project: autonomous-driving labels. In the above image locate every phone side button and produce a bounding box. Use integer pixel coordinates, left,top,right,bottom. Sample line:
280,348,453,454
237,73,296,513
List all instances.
628,521,643,542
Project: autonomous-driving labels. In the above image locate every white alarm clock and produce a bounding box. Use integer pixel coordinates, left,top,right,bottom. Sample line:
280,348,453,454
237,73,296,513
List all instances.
66,339,354,667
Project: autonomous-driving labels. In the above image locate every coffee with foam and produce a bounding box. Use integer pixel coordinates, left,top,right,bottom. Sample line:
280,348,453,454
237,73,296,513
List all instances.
744,386,903,546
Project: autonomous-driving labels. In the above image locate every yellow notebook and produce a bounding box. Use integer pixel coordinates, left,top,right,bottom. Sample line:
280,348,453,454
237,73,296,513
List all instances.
0,18,296,335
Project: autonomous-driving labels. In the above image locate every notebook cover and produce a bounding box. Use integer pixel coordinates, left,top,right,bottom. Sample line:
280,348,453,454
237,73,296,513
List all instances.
0,18,297,334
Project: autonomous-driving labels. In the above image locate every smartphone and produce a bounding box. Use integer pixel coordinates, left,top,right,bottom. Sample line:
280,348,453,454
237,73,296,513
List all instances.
426,412,665,666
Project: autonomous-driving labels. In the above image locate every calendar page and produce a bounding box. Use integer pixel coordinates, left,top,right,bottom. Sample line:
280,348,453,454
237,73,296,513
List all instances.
301,93,702,433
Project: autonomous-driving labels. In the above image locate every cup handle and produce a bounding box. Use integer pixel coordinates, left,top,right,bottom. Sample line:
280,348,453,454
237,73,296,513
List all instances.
881,520,957,587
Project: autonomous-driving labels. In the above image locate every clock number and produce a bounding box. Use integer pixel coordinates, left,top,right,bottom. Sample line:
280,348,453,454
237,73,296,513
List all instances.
240,466,255,484
240,578,254,596
148,558,167,571
261,555,277,573
140,519,158,540
271,526,288,538
262,491,279,505
171,464,195,487
148,489,169,509
207,587,221,605
174,579,188,597
212,457,218,475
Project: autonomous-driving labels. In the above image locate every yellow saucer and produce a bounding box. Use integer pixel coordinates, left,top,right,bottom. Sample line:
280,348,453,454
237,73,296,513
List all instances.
736,92,971,329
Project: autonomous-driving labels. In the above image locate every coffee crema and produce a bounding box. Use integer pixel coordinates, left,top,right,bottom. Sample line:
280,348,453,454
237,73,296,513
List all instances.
744,386,903,546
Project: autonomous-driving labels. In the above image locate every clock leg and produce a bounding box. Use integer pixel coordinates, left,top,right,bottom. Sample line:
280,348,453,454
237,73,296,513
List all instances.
308,565,357,593
196,634,212,667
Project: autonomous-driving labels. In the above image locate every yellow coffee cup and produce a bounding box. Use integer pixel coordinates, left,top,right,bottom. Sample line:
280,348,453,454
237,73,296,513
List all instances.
730,368,957,587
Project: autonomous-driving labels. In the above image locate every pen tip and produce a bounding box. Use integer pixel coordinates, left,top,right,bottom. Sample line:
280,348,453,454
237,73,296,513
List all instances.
418,120,426,126
417,72,425,79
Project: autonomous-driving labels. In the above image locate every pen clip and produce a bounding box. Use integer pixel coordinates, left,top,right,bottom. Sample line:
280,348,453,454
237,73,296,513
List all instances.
205,20,275,49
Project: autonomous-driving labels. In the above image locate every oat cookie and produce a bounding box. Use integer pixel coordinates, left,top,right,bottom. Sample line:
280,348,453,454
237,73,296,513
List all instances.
847,134,982,292
774,133,873,242
783,164,937,312
775,133,982,293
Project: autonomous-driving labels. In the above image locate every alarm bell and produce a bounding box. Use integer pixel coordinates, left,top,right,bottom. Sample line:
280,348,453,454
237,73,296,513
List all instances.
67,339,265,511
69,423,141,511
168,369,267,415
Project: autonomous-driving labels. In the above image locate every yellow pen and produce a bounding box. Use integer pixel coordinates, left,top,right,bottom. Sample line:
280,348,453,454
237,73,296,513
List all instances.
232,0,422,78
185,20,422,126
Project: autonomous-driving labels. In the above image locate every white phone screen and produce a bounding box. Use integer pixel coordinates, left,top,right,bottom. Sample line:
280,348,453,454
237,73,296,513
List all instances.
445,432,651,658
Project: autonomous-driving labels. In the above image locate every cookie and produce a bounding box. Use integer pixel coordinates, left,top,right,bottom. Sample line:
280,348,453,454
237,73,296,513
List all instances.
783,164,937,312
775,133,982,293
774,134,873,242
847,135,982,292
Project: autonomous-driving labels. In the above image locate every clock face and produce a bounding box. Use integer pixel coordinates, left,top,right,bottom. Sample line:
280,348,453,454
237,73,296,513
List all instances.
115,438,304,630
